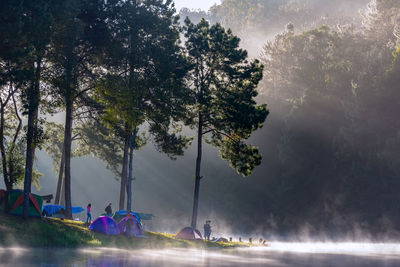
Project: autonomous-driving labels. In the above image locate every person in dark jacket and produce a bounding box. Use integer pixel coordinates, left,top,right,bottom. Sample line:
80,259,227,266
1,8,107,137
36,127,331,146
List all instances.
105,203,112,217
204,220,211,241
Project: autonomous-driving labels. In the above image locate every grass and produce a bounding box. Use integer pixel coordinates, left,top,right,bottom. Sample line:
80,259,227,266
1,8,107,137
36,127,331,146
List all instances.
0,213,251,249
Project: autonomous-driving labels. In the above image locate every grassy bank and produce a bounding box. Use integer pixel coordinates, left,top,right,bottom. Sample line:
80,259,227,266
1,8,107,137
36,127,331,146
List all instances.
0,213,248,249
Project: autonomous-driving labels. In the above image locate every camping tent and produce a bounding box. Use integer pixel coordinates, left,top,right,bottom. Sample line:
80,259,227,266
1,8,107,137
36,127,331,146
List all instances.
6,190,43,217
89,216,120,235
176,227,203,240
113,210,141,223
118,214,143,237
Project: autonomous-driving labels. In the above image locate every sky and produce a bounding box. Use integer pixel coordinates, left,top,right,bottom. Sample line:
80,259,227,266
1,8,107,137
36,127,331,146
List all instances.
173,0,221,12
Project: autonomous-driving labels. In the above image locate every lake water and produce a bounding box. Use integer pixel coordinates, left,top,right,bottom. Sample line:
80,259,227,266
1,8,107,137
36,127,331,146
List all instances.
1,243,400,266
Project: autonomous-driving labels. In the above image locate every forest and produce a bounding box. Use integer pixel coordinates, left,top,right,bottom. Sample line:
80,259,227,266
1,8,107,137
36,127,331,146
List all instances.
1,0,400,239
181,0,400,239
0,0,266,228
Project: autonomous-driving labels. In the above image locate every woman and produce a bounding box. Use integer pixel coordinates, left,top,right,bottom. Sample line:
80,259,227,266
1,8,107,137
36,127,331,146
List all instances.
86,203,92,224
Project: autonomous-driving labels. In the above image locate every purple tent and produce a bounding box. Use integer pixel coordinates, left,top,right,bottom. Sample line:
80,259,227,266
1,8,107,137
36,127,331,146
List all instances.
176,227,203,240
89,216,120,235
118,214,143,237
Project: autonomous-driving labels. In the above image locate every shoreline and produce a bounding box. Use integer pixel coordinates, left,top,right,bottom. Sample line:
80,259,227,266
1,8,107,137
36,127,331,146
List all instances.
0,213,254,249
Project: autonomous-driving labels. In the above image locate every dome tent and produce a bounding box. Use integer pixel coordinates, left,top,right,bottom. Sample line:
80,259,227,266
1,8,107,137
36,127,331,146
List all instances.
176,227,203,240
6,190,43,217
113,210,141,223
118,214,143,237
89,216,120,235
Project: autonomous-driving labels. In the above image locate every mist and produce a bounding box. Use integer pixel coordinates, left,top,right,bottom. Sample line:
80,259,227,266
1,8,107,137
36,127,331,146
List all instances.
1,0,399,243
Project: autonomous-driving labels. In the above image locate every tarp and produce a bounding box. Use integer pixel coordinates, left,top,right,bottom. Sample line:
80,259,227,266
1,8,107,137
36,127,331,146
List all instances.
6,190,43,217
176,227,203,240
42,205,84,216
118,214,143,237
89,216,120,235
71,206,85,214
42,204,62,216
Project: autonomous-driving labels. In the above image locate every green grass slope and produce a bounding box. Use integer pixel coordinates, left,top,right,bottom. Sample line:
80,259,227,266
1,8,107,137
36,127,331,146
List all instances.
0,213,248,249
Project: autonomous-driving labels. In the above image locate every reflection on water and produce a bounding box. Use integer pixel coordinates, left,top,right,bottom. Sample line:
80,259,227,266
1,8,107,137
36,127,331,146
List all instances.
1,243,400,266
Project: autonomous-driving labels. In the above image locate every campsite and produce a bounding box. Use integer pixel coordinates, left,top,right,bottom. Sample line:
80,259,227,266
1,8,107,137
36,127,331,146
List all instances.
0,0,268,255
0,212,246,249
0,189,250,249
1,0,400,266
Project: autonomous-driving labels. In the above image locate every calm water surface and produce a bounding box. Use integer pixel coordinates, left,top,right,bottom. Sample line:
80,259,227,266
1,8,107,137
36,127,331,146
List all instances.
1,243,400,266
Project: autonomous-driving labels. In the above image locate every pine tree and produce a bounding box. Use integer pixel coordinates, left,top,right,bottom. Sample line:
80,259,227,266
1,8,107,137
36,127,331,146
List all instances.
46,0,106,218
183,19,268,228
97,0,191,211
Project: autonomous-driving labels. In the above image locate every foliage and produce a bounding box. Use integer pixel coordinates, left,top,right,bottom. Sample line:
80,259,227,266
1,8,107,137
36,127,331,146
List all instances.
92,0,194,210
95,0,193,157
209,0,281,35
74,119,126,178
256,0,400,235
183,18,268,176
42,122,65,172
362,0,400,46
181,0,369,58
179,8,209,25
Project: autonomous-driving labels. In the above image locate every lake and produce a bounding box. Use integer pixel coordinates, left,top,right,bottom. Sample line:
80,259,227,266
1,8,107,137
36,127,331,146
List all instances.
1,243,400,266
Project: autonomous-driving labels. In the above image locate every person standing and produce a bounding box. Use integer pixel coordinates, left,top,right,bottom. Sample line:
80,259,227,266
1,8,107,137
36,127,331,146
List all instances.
86,203,92,224
204,220,211,241
105,203,113,217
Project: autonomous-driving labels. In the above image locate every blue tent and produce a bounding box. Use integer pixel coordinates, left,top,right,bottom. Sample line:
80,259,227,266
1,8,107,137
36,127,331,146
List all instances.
113,210,141,223
89,216,120,235
118,214,143,237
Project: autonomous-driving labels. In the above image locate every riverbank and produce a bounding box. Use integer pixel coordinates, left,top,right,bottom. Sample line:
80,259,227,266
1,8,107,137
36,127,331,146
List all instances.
0,213,249,249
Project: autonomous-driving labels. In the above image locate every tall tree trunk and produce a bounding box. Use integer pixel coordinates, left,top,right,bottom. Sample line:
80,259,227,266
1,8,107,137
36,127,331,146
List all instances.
1,81,20,191
23,59,41,219
60,172,65,206
191,114,203,228
119,124,130,211
126,127,137,212
0,104,10,190
64,95,73,219
54,143,65,204
7,89,22,191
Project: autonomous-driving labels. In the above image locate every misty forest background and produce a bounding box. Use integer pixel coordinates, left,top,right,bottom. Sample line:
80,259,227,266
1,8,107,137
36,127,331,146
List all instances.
1,0,400,240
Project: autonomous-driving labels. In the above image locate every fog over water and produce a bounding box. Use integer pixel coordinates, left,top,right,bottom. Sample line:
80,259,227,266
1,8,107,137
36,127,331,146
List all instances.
2,243,400,266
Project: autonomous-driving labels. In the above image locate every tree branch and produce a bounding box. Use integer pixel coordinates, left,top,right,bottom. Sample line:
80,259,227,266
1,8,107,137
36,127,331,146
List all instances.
72,133,80,141
73,85,94,100
202,127,236,142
